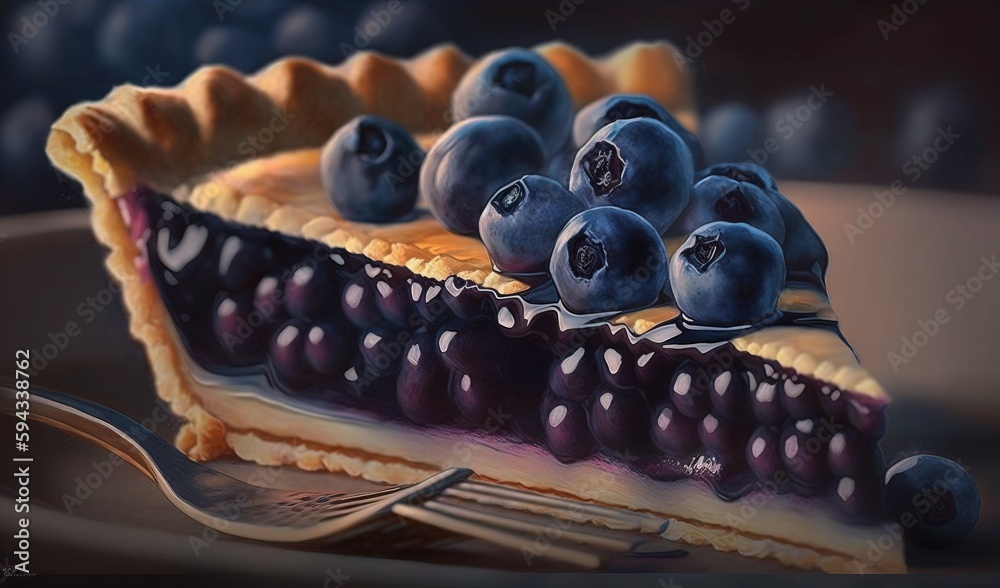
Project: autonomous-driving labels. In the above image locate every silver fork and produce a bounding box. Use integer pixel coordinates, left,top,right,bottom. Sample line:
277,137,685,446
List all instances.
1,385,683,568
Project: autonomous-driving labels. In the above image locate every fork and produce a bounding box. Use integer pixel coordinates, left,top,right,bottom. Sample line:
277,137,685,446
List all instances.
1,385,683,568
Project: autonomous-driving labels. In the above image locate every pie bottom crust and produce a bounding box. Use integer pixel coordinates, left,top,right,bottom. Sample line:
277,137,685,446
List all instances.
55,158,903,573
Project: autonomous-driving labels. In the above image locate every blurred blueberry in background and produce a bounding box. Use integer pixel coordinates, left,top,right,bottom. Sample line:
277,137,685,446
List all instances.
0,96,63,213
893,84,984,191
354,1,447,57
98,0,200,85
0,0,997,216
700,103,763,166
763,91,858,182
272,4,351,63
195,25,271,73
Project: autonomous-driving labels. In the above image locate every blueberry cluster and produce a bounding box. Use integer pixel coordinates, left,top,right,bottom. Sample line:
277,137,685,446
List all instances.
133,187,892,523
316,49,834,324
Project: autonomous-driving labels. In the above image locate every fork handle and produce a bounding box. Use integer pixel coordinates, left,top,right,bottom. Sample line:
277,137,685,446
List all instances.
1,384,177,483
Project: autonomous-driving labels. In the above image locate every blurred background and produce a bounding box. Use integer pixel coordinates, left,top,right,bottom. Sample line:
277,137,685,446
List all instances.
1,0,999,215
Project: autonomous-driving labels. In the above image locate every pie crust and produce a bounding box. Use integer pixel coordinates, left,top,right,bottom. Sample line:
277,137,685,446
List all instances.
46,41,901,573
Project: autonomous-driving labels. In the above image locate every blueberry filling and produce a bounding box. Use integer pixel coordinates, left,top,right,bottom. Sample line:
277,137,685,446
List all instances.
568,233,605,279
126,186,888,522
687,233,726,273
492,60,535,98
581,141,625,196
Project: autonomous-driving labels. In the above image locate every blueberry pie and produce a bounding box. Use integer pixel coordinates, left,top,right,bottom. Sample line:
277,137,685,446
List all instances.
46,42,900,572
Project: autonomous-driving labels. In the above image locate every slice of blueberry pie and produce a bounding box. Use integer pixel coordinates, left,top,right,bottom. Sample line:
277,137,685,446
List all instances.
46,42,901,572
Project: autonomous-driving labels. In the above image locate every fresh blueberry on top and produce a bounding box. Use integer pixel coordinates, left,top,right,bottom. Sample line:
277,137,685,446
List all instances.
573,93,703,168
670,222,785,327
550,207,668,314
693,163,828,288
321,115,423,223
421,116,546,236
451,48,573,157
480,175,589,274
884,454,980,548
763,188,830,290
569,118,693,235
666,175,785,243
695,162,779,192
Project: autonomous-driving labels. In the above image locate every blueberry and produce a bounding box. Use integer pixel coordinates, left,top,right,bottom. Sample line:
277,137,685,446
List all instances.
698,413,750,461
707,367,750,418
573,93,703,168
421,116,546,236
780,375,822,419
218,234,277,290
272,4,344,62
765,188,830,289
764,93,857,181
194,26,271,73
212,292,268,363
746,426,792,493
780,419,832,490
253,273,289,327
358,327,408,376
304,319,354,376
479,175,588,274
893,85,983,191
666,176,785,243
669,361,712,419
750,376,785,426
700,103,764,166
650,402,700,458
569,118,693,235
828,428,879,478
550,207,668,314
670,222,785,327
544,399,596,463
341,268,382,330
269,320,311,389
97,0,198,82
688,171,828,289
589,386,654,461
451,49,573,156
373,273,416,328
884,454,980,548
285,259,341,321
397,330,454,426
831,475,884,523
451,368,504,427
695,162,778,192
321,115,423,223
548,346,601,403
